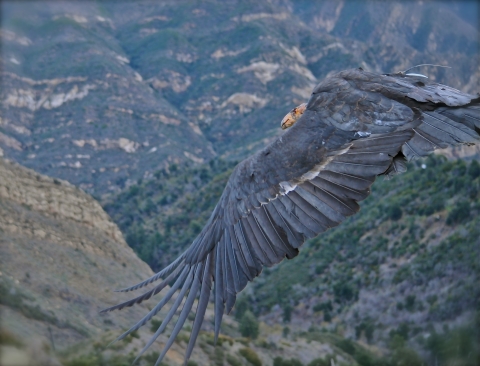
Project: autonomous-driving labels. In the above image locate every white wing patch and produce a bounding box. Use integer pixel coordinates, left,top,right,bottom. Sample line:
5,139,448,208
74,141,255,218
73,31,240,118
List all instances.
356,131,372,137
279,181,297,194
278,144,352,196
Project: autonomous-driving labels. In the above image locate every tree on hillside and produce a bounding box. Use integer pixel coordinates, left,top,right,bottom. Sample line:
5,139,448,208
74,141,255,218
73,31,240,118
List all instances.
239,310,259,339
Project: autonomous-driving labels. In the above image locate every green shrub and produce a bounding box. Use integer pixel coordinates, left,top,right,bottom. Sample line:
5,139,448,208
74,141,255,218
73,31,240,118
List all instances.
313,301,333,313
283,304,292,322
389,322,410,341
315,263,327,274
0,330,23,347
213,346,224,366
239,310,259,339
468,160,480,179
150,318,162,333
323,312,332,322
0,281,59,326
355,319,375,343
353,351,377,366
142,352,169,366
393,266,411,284
255,338,271,348
387,204,403,221
404,295,416,312
226,354,242,366
176,332,190,344
234,296,250,320
333,282,357,303
63,354,102,366
424,324,480,365
64,353,136,366
426,294,437,305
336,338,355,355
419,195,445,215
273,356,304,366
446,200,470,225
203,332,234,347
239,347,262,366
390,346,423,366
307,358,329,366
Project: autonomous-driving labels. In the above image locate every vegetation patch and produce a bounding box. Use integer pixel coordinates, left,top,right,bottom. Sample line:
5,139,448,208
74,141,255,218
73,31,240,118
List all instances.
239,347,262,366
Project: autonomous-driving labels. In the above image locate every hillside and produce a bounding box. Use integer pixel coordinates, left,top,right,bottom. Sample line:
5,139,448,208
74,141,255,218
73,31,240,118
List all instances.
252,156,480,351
1,0,479,195
0,157,155,364
104,155,480,365
0,158,432,366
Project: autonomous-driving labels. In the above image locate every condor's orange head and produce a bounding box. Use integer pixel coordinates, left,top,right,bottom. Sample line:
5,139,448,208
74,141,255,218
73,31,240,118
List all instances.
281,103,307,130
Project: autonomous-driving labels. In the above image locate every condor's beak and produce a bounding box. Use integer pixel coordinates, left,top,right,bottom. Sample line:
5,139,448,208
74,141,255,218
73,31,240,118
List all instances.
281,103,307,130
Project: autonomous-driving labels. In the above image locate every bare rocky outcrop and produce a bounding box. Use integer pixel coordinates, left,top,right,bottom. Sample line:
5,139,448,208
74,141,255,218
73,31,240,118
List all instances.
221,93,269,113
0,158,125,242
0,132,22,151
435,144,480,160
237,62,281,84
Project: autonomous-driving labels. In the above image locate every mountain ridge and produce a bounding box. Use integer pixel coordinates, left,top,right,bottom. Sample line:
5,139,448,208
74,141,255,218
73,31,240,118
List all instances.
1,0,479,195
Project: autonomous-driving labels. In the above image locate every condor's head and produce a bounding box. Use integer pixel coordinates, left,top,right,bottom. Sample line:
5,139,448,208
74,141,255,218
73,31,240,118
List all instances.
281,103,307,130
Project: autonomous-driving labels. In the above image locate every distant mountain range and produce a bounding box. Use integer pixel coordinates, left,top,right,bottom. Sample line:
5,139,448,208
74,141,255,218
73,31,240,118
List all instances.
1,0,479,195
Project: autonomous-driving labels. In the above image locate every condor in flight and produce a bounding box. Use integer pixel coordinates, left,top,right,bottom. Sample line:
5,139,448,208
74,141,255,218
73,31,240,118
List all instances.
102,68,479,365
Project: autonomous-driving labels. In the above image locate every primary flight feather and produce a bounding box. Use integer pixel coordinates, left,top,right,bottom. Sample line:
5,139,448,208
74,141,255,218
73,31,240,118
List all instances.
101,68,480,365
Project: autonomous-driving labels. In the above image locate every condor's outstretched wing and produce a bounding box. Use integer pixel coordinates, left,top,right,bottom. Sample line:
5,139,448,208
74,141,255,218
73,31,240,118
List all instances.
101,68,479,366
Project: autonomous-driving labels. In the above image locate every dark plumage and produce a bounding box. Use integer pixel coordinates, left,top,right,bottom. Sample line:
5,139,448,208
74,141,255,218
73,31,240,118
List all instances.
101,68,480,365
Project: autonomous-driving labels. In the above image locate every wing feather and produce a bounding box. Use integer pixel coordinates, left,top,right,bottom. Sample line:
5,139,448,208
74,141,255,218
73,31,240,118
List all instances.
306,181,358,217
295,182,345,222
228,225,255,281
109,266,190,343
253,206,298,259
242,215,277,266
265,202,305,248
114,253,186,293
235,221,262,274
153,264,203,366
185,253,214,363
214,244,225,343
271,197,317,239
220,234,236,313
132,266,195,363
101,264,184,312
281,193,332,234
309,175,369,201
318,170,374,190
224,227,245,293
